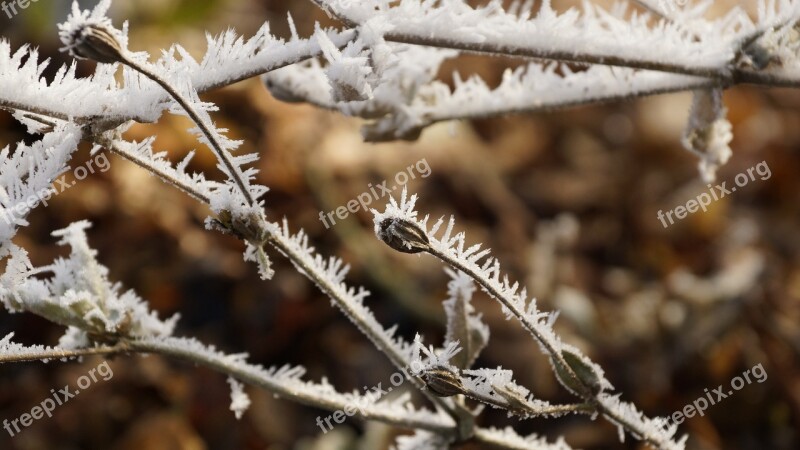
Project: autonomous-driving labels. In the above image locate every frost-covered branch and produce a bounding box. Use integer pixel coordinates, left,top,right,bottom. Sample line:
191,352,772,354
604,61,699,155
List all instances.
266,0,800,145
0,221,180,344
373,190,685,450
0,332,453,433
257,220,465,421
0,333,565,449
472,427,574,450
365,65,715,142
263,47,717,141
373,191,610,398
0,223,456,434
129,336,455,433
0,124,82,254
103,137,217,204
59,1,263,206
411,339,593,420
312,0,800,83
0,15,355,125
94,135,467,433
442,269,488,370
0,333,124,363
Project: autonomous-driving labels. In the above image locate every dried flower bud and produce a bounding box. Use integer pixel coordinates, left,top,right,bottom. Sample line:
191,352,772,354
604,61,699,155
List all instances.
67,23,126,64
422,366,466,397
553,350,603,395
212,209,268,244
377,217,431,254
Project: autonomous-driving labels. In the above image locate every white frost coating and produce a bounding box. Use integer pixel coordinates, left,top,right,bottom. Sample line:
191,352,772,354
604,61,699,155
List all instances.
392,430,451,450
411,326,565,419
682,88,733,182
442,269,489,369
382,64,710,136
137,335,453,429
597,393,687,450
165,76,267,210
697,118,733,182
227,377,251,419
751,22,800,76
56,0,271,226
0,221,179,342
263,59,334,106
0,332,61,363
111,137,223,202
309,16,407,107
317,0,756,71
303,0,800,141
474,427,575,450
0,14,353,123
58,326,91,350
315,24,375,102
411,334,462,373
268,218,417,365
0,124,82,255
263,35,459,139
242,242,275,281
459,367,561,415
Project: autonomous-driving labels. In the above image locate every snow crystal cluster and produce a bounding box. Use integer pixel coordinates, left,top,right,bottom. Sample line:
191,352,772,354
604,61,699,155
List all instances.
0,221,178,348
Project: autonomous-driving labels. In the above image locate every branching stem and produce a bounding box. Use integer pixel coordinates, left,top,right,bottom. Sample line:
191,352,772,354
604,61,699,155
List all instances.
118,54,255,205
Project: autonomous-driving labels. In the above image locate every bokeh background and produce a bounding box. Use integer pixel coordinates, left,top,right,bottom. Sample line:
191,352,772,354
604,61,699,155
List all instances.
1,1,799,449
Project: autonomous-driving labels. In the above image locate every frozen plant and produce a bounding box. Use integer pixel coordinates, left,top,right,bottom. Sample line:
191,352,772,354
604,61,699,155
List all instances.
0,0,798,448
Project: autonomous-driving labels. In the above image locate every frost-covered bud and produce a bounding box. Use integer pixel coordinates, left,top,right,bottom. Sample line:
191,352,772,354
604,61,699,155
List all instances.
422,366,466,397
554,350,604,395
65,23,126,64
377,217,431,254
213,209,269,244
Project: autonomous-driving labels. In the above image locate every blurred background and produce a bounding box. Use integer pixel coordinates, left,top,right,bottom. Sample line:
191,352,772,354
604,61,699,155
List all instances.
1,0,799,449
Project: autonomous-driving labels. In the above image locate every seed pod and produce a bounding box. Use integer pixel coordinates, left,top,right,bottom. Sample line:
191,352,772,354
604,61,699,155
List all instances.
68,24,126,64
377,217,431,254
553,350,603,395
422,366,466,397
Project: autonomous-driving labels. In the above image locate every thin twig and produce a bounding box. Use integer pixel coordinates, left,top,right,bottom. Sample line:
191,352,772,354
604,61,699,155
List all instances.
103,139,212,204
418,77,719,127
463,387,594,419
308,0,728,80
127,337,456,433
0,336,551,448
0,344,127,363
265,231,463,422
118,55,255,205
310,0,800,91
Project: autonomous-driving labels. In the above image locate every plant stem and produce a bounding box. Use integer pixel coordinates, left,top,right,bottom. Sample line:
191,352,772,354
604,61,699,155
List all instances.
118,54,255,205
